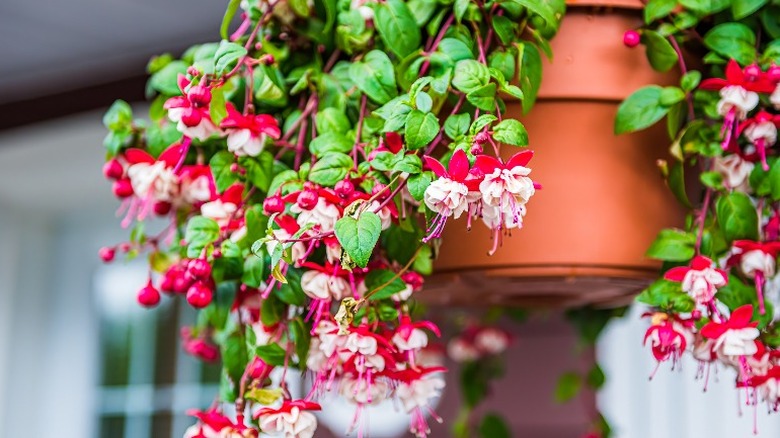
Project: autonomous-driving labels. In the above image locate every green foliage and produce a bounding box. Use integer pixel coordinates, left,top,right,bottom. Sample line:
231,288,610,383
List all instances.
334,211,382,268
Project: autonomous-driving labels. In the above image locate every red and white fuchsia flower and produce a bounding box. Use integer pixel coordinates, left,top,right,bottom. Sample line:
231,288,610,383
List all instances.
220,103,281,157
664,255,728,305
643,313,694,366
700,305,760,358
739,110,780,170
713,153,754,192
728,240,780,314
447,325,512,362
255,400,321,438
165,76,220,141
422,149,479,238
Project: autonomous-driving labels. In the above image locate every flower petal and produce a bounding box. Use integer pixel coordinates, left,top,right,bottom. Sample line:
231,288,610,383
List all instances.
423,156,448,177
448,149,470,181
124,148,156,164
690,255,713,270
506,150,534,169
474,155,502,174
664,266,690,282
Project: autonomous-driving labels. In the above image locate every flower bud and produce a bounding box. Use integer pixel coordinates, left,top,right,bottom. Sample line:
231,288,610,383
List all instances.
297,189,319,210
172,271,193,294
474,131,490,145
112,178,134,198
118,242,132,253
186,66,201,77
159,274,175,293
248,357,274,381
186,281,214,308
263,196,285,214
623,30,640,48
470,144,483,155
153,201,172,216
767,64,780,83
188,85,212,107
137,281,161,307
98,246,116,262
744,64,761,82
103,159,124,180
181,107,203,127
335,180,355,198
188,258,212,279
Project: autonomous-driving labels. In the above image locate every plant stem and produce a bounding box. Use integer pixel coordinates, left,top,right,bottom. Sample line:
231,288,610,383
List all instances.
668,35,695,122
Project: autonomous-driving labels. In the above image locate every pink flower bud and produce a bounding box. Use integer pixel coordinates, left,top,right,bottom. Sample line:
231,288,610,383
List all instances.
744,64,761,82
187,66,201,77
691,309,702,320
263,196,285,214
118,242,132,253
186,281,213,308
623,30,640,48
188,258,212,279
137,281,161,307
297,189,319,210
335,180,355,198
98,246,116,262
188,85,212,107
470,144,483,155
181,107,203,127
248,357,274,381
103,159,124,180
159,274,175,293
767,64,780,83
173,274,192,294
212,249,222,259
153,201,172,216
112,178,134,198
474,131,490,145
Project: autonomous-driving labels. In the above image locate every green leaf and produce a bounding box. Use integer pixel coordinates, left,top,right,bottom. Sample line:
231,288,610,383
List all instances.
703,23,757,66
242,255,265,288
209,86,228,125
554,372,582,403
659,86,685,106
393,154,423,174
309,132,354,156
680,71,701,92
444,113,471,140
614,86,668,134
768,158,780,200
241,151,275,192
103,100,133,131
437,38,474,64
509,0,559,29
762,6,780,40
478,414,511,438
452,60,490,94
256,343,287,366
636,278,693,312
364,269,407,300
586,364,605,389
516,42,542,114
642,31,678,72
471,114,498,134
405,110,440,150
644,0,676,23
466,83,498,111
667,161,692,208
220,0,241,40
214,40,247,76
185,216,220,258
316,108,351,135
221,331,249,400
716,192,759,243
309,152,353,186
288,317,311,366
276,268,306,306
407,172,432,201
210,151,239,193
492,119,528,146
350,51,398,104
732,0,767,20
645,228,695,261
374,0,421,58
149,61,188,95
334,212,382,268
492,15,516,45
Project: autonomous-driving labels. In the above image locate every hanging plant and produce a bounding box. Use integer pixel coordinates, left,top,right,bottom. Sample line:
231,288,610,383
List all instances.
617,0,780,431
99,0,564,436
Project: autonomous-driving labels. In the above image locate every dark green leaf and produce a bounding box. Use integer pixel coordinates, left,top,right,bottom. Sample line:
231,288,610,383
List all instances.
407,172,432,201
667,161,692,208
642,31,678,72
615,86,668,134
716,192,759,242
309,132,354,156
241,152,275,192
466,83,498,111
586,364,605,389
645,228,696,261
680,71,701,92
478,414,511,438
316,108,351,134
210,151,239,193
405,110,440,149
703,23,757,66
732,0,767,19
374,0,421,58
242,255,265,288
516,42,542,114
256,343,287,366
644,0,676,23
334,212,382,268
309,152,353,186
364,269,407,300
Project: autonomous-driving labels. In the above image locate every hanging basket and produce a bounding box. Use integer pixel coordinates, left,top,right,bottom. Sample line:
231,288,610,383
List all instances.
423,3,684,308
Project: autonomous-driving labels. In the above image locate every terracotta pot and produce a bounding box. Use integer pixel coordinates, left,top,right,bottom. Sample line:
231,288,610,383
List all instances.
423,5,684,308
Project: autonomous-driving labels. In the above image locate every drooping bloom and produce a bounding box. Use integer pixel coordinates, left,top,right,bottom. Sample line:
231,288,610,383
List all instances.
393,366,446,438
728,240,780,314
201,184,244,229
422,149,482,241
700,305,760,358
713,153,755,192
255,400,321,438
392,316,441,352
738,110,780,170
699,60,775,150
220,103,281,157
184,409,257,438
164,76,220,141
643,313,694,366
664,255,728,305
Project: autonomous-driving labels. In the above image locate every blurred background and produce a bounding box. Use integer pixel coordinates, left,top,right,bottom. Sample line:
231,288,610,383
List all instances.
1,0,780,437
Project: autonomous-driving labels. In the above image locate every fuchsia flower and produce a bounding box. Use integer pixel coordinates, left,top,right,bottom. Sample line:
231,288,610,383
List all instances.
664,255,728,305
740,365,780,410
447,325,512,362
164,76,220,141
422,149,482,241
700,305,760,357
201,183,245,229
181,327,220,362
392,316,441,352
738,110,780,170
699,60,776,150
220,103,281,157
184,409,257,438
643,313,694,365
255,400,321,438
392,366,446,438
728,240,780,314
713,153,755,192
